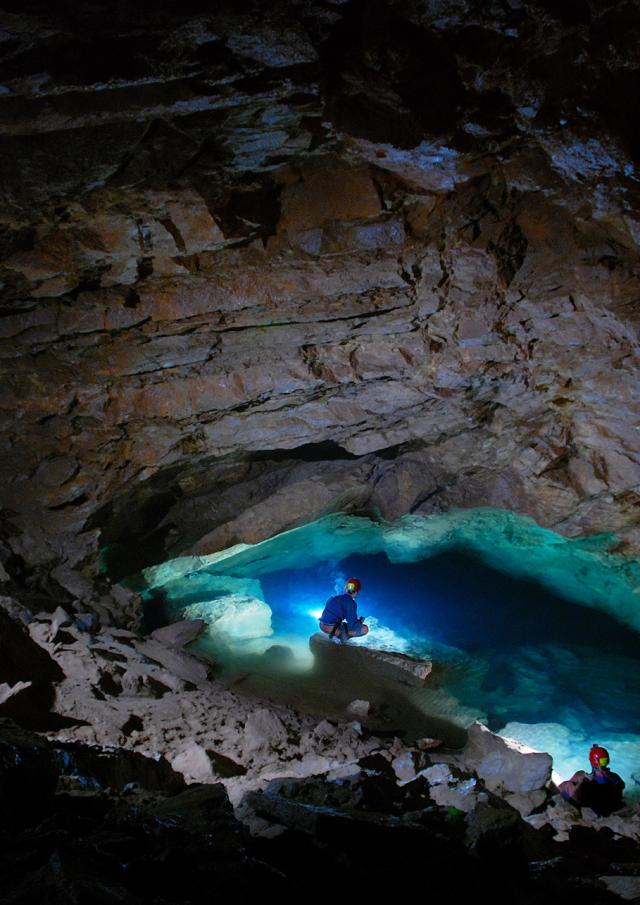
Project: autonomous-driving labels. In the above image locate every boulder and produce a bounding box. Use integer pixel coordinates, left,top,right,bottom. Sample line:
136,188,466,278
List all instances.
460,721,552,793
429,776,479,814
392,750,420,785
150,783,236,834
464,798,526,857
599,876,640,901
74,612,99,633
151,619,207,648
172,744,217,784
346,699,370,719
243,708,287,755
261,754,334,781
56,740,186,794
504,789,548,818
421,763,454,786
135,639,211,686
182,595,273,643
309,633,432,687
50,606,72,636
0,596,32,626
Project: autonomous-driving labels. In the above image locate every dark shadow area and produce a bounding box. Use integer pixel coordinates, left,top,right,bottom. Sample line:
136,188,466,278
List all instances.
0,609,90,731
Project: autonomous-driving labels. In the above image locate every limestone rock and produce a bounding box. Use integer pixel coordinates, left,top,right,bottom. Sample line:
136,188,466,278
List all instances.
0,681,32,706
74,613,100,633
599,877,640,901
134,639,210,686
151,619,207,648
465,798,524,851
346,699,370,720
310,633,432,687
3,15,640,885
261,754,334,781
243,708,287,755
182,595,273,643
0,596,32,626
461,721,552,793
504,789,548,818
171,744,217,784
1,0,640,596
421,763,454,786
429,777,478,814
50,606,72,640
392,750,420,785
313,719,337,738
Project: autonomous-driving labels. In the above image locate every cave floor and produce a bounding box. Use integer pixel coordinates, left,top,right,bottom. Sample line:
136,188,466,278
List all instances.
211,643,468,749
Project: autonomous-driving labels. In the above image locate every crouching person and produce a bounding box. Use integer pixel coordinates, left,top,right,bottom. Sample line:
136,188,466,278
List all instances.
319,578,369,644
558,745,625,817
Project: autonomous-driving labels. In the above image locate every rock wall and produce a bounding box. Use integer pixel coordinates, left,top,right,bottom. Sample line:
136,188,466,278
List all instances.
1,0,639,600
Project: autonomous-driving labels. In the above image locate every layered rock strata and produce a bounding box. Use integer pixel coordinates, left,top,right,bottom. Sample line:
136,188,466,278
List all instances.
0,0,639,599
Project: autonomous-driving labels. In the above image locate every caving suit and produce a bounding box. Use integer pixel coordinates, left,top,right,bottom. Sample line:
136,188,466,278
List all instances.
319,593,365,642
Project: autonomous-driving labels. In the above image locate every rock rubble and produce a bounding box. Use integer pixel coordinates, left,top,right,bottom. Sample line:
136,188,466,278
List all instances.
1,596,639,902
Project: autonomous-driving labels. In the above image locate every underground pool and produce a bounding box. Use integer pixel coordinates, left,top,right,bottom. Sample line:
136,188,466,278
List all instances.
138,509,640,795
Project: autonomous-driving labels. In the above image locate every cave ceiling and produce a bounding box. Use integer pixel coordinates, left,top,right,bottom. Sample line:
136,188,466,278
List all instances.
1,0,639,586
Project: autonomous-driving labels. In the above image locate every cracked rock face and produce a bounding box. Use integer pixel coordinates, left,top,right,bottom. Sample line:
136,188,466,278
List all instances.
1,0,639,593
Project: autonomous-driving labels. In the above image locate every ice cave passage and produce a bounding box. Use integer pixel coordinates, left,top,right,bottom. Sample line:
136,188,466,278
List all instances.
138,510,640,795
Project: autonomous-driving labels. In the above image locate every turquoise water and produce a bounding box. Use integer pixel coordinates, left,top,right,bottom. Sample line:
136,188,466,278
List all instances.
139,510,640,795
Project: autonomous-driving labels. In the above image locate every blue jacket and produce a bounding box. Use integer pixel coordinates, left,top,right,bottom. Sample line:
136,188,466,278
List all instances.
320,593,359,631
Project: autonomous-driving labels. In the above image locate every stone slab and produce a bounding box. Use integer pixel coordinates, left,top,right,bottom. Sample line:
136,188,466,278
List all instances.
309,632,432,687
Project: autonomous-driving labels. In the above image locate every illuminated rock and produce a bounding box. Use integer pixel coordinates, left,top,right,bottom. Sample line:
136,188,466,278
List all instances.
346,699,370,720
182,595,273,643
243,708,287,755
0,681,32,706
171,744,216,785
392,750,420,784
461,721,552,793
599,877,640,901
309,632,432,687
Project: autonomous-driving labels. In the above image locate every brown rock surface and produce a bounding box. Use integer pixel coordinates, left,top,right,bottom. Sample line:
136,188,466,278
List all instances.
0,0,639,602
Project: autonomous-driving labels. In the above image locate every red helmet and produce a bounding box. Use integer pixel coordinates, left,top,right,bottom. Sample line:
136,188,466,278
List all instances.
589,745,610,769
345,578,361,594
